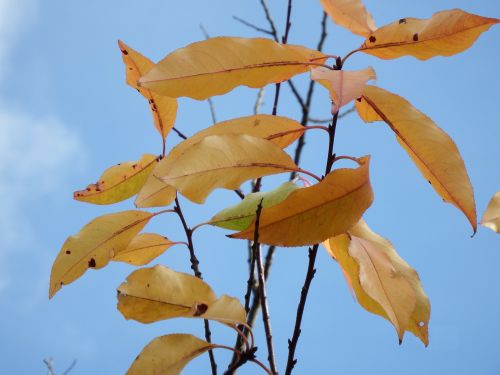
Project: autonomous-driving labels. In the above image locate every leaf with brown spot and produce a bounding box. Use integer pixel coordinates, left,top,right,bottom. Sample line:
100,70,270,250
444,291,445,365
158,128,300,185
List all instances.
320,0,377,37
356,85,476,231
119,40,178,141
359,9,499,60
73,154,158,205
230,157,373,246
324,220,431,345
49,210,154,298
126,334,214,375
480,191,500,233
113,233,179,266
138,37,327,100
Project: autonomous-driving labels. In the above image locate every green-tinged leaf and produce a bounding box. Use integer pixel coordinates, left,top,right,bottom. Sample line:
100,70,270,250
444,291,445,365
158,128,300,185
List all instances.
320,0,377,37
113,233,178,266
138,37,327,100
49,211,153,298
357,85,476,231
230,156,373,246
74,154,158,205
481,191,500,233
126,334,213,375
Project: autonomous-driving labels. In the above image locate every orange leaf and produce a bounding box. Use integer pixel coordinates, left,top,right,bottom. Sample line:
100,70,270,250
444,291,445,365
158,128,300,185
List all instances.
320,0,376,37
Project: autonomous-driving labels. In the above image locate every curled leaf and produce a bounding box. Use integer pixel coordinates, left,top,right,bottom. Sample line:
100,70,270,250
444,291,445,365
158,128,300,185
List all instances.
480,191,500,233
113,233,178,266
320,0,377,37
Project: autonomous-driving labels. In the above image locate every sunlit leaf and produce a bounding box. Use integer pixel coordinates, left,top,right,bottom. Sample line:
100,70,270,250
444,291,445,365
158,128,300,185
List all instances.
230,157,373,246
311,67,376,113
480,191,500,233
113,233,179,266
138,37,327,100
320,0,376,37
357,85,476,231
118,40,178,141
359,9,499,60
159,134,299,204
126,334,213,375
73,154,158,205
324,220,430,345
135,114,304,208
117,265,246,325
49,211,153,298
210,181,299,230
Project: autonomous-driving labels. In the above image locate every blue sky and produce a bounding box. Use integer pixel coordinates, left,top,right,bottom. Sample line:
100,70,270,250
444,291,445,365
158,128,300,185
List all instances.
0,0,499,374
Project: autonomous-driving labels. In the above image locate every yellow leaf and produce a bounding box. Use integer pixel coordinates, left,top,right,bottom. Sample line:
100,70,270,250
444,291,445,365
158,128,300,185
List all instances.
480,191,500,233
357,85,476,231
230,157,373,246
159,134,299,204
320,0,377,37
135,114,304,208
311,67,376,113
359,9,499,60
325,220,430,345
118,40,178,141
138,37,327,100
126,334,213,375
113,233,178,266
73,154,158,205
117,265,246,325
49,210,153,298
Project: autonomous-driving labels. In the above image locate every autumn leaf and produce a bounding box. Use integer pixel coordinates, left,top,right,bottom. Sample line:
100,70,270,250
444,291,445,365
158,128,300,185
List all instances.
117,265,246,325
126,334,214,375
159,134,299,204
357,85,476,231
480,191,500,233
118,40,178,142
209,181,299,230
324,220,431,345
359,9,499,60
311,67,376,114
113,233,179,266
320,0,377,37
138,37,327,100
73,154,158,205
230,157,373,246
135,114,305,208
49,210,154,298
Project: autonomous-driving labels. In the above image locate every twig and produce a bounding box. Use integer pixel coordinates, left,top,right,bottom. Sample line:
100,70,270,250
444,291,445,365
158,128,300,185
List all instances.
172,127,187,140
174,197,217,375
199,25,218,125
233,16,274,36
62,360,77,375
309,106,356,124
254,88,265,115
43,358,56,375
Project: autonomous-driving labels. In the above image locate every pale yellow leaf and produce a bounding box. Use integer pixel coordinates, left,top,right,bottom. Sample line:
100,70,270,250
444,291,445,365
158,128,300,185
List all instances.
159,134,299,204
126,334,213,375
113,233,178,266
230,157,373,246
73,154,158,205
357,85,476,231
202,294,247,326
135,114,304,208
138,37,327,100
311,67,376,113
118,40,178,140
325,220,430,345
480,191,500,233
320,0,376,37
49,210,153,298
359,9,499,60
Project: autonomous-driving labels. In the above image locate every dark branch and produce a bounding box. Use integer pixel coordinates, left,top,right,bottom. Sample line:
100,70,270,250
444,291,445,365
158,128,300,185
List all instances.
233,16,274,35
172,127,187,140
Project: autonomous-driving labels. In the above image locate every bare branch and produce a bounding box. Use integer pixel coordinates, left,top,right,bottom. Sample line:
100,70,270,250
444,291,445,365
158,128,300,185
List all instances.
233,16,274,36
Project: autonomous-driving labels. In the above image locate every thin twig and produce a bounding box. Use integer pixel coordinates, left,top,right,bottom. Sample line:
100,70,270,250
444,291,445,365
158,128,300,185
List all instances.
172,127,187,140
174,197,217,375
309,106,356,124
233,16,274,35
254,88,265,115
199,25,218,125
62,360,77,375
43,358,56,375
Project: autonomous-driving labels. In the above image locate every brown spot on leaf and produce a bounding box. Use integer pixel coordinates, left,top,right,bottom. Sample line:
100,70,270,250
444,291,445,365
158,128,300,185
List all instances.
66,250,71,255
121,49,129,55
399,18,407,24
193,303,209,316
369,36,376,43
356,97,362,102
88,258,96,268
413,33,419,41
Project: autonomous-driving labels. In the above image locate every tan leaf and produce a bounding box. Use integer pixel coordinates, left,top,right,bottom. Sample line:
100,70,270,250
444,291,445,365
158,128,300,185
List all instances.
118,40,178,141
311,67,376,113
320,0,376,37
73,154,158,205
117,265,246,325
359,9,499,60
126,334,213,375
325,220,430,345
230,157,373,246
480,191,500,233
49,210,153,298
135,114,304,208
113,233,178,266
138,37,327,100
159,134,299,204
357,85,476,231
